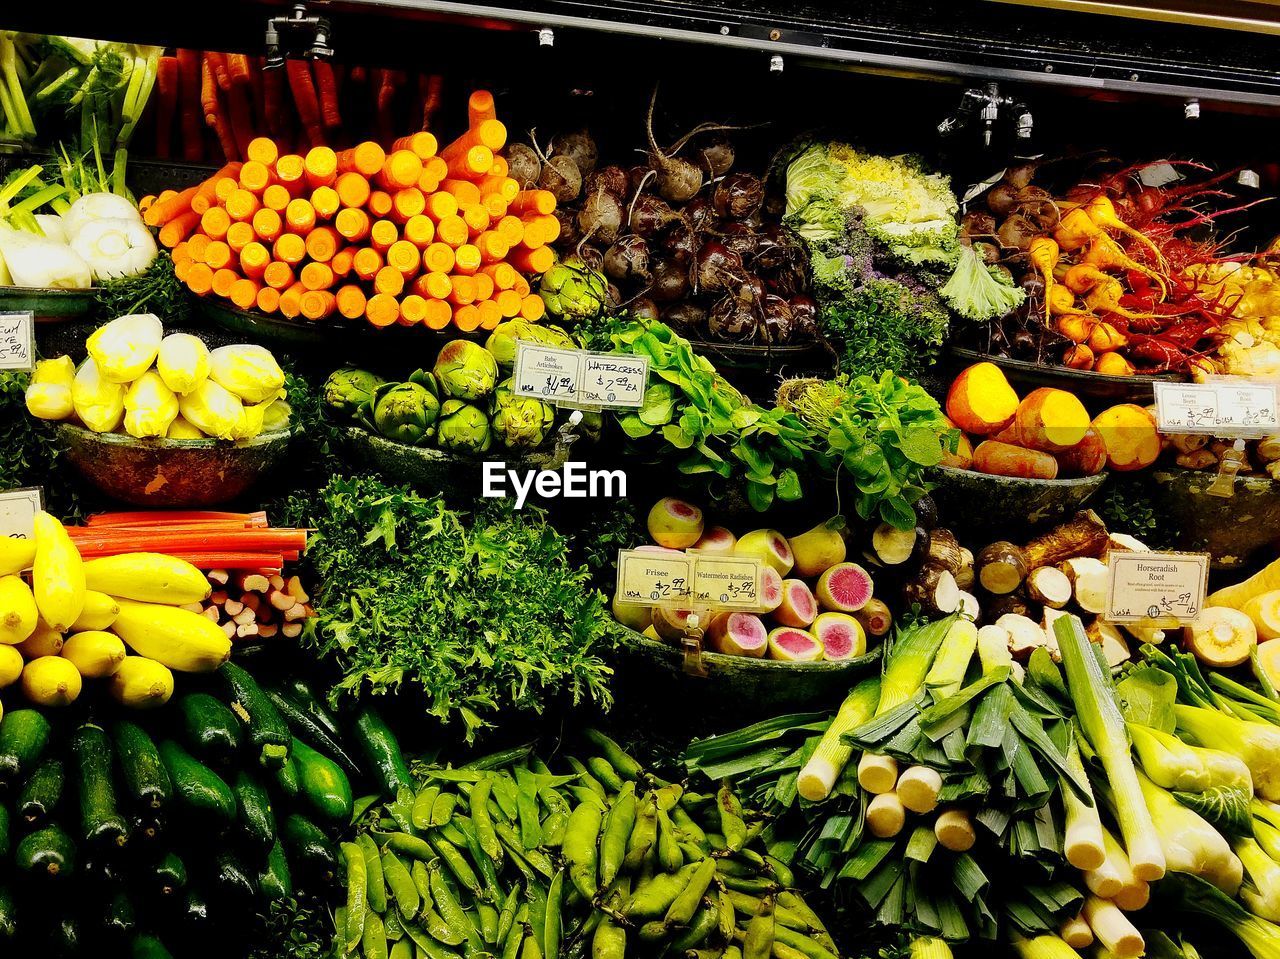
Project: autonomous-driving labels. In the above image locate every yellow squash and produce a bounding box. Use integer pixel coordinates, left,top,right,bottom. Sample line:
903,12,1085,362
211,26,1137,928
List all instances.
0,574,38,645
83,553,211,606
110,599,231,672
0,644,22,687
109,656,174,708
0,537,36,576
16,620,64,659
61,630,127,678
21,655,82,707
70,591,121,632
32,512,85,632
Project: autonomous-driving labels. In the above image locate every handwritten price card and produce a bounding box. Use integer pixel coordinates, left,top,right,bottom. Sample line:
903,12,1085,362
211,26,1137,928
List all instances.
513,342,648,410
1154,380,1278,437
0,312,34,372
0,487,42,540
512,343,581,403
1105,550,1210,626
615,550,694,607
579,354,648,408
691,554,764,610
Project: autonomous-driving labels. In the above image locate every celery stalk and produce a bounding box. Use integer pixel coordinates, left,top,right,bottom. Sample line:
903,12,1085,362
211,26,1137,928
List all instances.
1055,615,1165,881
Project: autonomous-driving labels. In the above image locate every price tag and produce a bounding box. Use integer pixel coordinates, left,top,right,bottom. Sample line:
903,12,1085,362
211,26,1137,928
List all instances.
1154,380,1279,437
1105,550,1210,626
513,342,648,410
615,549,694,607
0,487,42,540
691,554,764,610
0,312,35,372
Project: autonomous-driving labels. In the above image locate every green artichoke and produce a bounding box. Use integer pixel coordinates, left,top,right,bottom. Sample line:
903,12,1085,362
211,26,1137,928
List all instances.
324,368,385,415
373,381,440,445
538,256,609,323
433,340,498,402
485,319,576,368
436,399,492,454
491,378,555,451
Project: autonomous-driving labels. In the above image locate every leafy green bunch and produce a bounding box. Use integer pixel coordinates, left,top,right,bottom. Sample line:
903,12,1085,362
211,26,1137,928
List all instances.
279,475,621,740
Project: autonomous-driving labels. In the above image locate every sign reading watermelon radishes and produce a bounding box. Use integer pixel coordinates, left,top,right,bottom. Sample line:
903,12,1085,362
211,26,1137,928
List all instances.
615,550,763,612
690,554,764,610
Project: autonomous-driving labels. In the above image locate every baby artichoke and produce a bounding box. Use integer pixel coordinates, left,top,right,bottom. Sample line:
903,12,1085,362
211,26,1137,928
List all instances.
491,378,554,451
538,255,609,323
436,399,492,454
433,340,498,402
372,379,440,446
485,319,575,368
324,368,385,416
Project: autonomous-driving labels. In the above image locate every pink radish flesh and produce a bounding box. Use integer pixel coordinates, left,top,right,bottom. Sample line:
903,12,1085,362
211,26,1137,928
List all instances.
817,622,854,658
824,565,873,610
771,535,795,567
774,580,817,627
775,630,819,654
759,568,783,611
728,614,767,648
668,500,698,519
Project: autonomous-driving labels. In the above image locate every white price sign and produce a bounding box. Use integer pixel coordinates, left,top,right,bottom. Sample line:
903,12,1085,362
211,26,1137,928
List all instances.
1104,550,1210,626
513,342,648,410
0,312,35,371
0,487,42,540
1154,380,1279,437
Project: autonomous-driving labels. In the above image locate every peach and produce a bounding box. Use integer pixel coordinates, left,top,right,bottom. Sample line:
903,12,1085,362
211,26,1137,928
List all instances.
945,362,1019,436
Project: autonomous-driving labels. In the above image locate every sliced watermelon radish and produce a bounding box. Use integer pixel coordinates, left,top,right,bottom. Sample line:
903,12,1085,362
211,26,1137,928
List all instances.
652,605,711,642
707,613,768,657
773,579,817,628
692,526,737,554
816,563,875,613
812,612,867,661
647,497,704,549
735,529,795,576
767,627,823,662
757,566,784,613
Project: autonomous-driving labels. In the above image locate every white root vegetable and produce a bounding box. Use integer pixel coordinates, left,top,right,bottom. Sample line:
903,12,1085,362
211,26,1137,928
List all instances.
977,625,1012,672
1059,557,1109,614
896,766,942,814
1026,566,1072,608
866,792,906,838
1058,914,1094,950
1085,619,1132,667
998,614,1049,658
858,753,899,795
934,809,976,851
955,590,980,621
954,547,975,590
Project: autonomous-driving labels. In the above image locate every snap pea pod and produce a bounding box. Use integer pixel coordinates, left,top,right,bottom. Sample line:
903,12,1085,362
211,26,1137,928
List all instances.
665,857,718,926
654,784,683,812
390,939,413,959
742,897,775,959
460,744,533,771
622,863,700,921
438,820,470,849
385,832,435,862
360,834,389,914
429,858,482,954
527,878,548,956
455,818,503,903
388,787,417,835
582,730,643,782
477,904,499,945
421,905,466,947
567,786,606,809
363,912,389,959
410,924,461,959
539,786,571,847
412,786,440,832
771,924,839,959
495,821,554,879
430,793,457,828
501,922,524,959
491,775,520,821
410,859,431,905
565,758,606,800
342,842,368,956
544,870,564,959
383,850,421,921
672,902,720,951
496,885,521,944
386,911,405,942
624,794,657,872
563,801,603,900
597,783,636,888
470,778,502,861
586,757,625,794
717,784,748,853
521,930,543,959
427,834,484,900
777,893,831,942
680,841,709,863
591,914,625,959
514,770,543,849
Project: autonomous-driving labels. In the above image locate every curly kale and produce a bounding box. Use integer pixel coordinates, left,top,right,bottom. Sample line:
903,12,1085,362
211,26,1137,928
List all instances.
0,371,83,522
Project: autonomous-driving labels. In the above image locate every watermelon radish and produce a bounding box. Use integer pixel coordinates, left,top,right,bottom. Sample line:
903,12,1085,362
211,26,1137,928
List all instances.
735,529,795,576
692,526,737,554
767,627,823,662
758,567,784,613
652,605,711,642
647,497,704,549
707,613,768,657
634,545,686,556
816,563,874,613
612,592,652,631
773,579,817,628
812,612,867,661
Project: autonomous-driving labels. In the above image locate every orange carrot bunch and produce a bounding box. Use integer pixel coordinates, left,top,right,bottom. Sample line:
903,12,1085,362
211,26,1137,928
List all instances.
150,91,550,334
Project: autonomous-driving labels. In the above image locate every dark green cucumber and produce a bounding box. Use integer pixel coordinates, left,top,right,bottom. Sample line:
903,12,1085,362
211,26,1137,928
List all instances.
353,708,412,797
51,915,80,957
280,677,343,739
104,890,136,936
16,823,75,878
17,757,63,824
217,662,290,768
157,740,236,822
132,815,163,845
233,770,276,852
0,887,13,940
152,851,188,897
213,847,257,901
0,709,52,784
274,754,300,799
178,692,243,766
291,737,353,824
266,689,362,777
113,721,172,812
72,724,129,848
281,813,339,882
182,887,210,925
131,934,175,959
259,838,294,901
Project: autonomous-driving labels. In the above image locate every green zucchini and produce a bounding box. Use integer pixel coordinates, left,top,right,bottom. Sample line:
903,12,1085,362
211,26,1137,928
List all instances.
267,689,362,777
72,723,129,848
17,756,64,824
213,847,257,901
157,740,236,822
104,889,136,936
0,886,13,940
217,662,290,768
0,709,52,783
152,851,187,897
131,934,175,959
281,812,339,882
291,737,353,824
179,692,243,766
15,823,75,878
113,721,172,812
259,838,294,901
353,708,413,797
234,770,276,851
280,677,343,738
274,754,300,800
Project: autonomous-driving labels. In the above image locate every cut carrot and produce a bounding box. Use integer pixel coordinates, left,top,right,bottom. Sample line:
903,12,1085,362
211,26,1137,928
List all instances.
204,241,233,270
300,262,335,291
417,271,452,300
239,160,273,194
335,171,371,209
374,266,405,297
247,137,279,166
386,240,421,278
482,193,508,219
468,89,496,126
436,215,468,248
336,284,367,320
368,191,394,218
424,192,458,222
365,293,400,328
279,282,306,318
252,208,283,243
510,190,556,216
159,210,201,248
370,219,399,253
230,278,260,310
509,246,554,274
256,286,282,314
304,146,338,188
262,183,292,213
239,242,271,279
226,188,260,222
477,299,502,330
263,262,295,290
275,154,307,195
532,214,561,244
305,227,340,263
476,231,509,263
177,50,204,163
144,186,197,227
211,268,238,298
473,274,494,301
403,214,435,248
226,222,256,253
391,131,438,160
441,179,482,207
187,234,211,263
489,156,509,178
453,304,482,332
441,119,507,162
496,216,524,247
174,258,192,283
186,263,214,295
300,289,336,321
192,162,243,215
214,177,240,203
448,275,478,306
313,60,341,129
399,294,428,326
287,60,325,148
273,234,307,266
513,274,531,297
423,243,455,274
331,248,355,278
496,288,522,317
285,198,316,234
378,150,423,191
518,220,545,250
337,141,386,177
335,208,371,242
155,190,179,208
352,248,383,281
311,185,340,220
480,175,520,202
453,244,482,275
423,299,452,330
520,294,546,321
461,204,491,237
418,158,448,194
447,146,493,181
391,188,426,224
200,207,231,240
422,73,444,129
